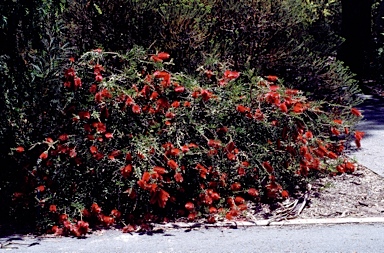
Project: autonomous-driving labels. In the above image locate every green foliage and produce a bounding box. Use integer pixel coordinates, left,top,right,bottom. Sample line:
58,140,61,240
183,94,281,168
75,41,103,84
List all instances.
0,0,366,233
10,48,363,234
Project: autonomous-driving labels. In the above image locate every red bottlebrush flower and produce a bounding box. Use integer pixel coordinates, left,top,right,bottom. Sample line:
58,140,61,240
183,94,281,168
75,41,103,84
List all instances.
93,152,104,160
292,103,305,113
91,203,102,214
225,141,236,153
185,202,195,211
39,151,48,160
208,139,221,148
331,127,340,136
211,192,220,201
156,97,170,111
157,52,170,60
64,67,76,78
68,148,76,159
150,91,159,100
94,63,104,74
170,148,181,156
36,185,45,192
248,188,259,197
281,190,289,198
58,214,68,223
153,166,167,175
125,152,132,162
110,209,121,219
49,204,57,212
209,207,218,214
89,84,98,94
78,111,90,120
125,96,134,106
108,150,120,160
122,224,137,233
77,220,89,235
174,86,185,93
121,164,133,178
64,81,71,88
351,108,362,117
167,159,178,170
188,143,199,148
234,196,245,205
101,215,115,226
192,90,200,98
285,89,299,95
95,74,103,82
224,70,240,80
205,70,214,79
236,104,250,114
150,188,170,208
227,152,236,161
267,75,278,82
227,197,236,207
58,134,68,142
181,145,190,153
165,111,175,119
269,85,279,91
262,161,274,173
333,119,343,124
74,77,82,88
171,101,180,108
184,101,191,107
15,146,24,153
354,131,365,148
230,182,242,191
265,91,280,105
132,104,141,114
344,161,355,173
90,146,97,154
187,212,196,221
174,172,184,183
150,55,163,62
104,132,113,139
200,89,213,102
207,215,216,224
153,71,171,87
304,131,313,139
354,131,365,141
279,103,288,113
95,122,106,133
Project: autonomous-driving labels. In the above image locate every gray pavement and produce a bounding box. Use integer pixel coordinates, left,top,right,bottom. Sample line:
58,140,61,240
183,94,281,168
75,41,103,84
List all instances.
348,94,384,177
1,223,384,252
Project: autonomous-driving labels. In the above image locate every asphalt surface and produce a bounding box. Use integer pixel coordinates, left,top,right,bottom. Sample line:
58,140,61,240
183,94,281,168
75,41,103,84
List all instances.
2,94,384,253
348,94,384,177
1,223,384,252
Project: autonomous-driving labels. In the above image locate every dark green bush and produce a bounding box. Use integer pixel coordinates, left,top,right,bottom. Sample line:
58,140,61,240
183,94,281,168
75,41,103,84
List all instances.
9,48,363,234
1,0,365,233
62,0,360,106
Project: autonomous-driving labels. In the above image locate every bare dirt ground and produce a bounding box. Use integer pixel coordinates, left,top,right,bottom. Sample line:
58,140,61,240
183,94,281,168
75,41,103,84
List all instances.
300,165,384,219
246,165,384,222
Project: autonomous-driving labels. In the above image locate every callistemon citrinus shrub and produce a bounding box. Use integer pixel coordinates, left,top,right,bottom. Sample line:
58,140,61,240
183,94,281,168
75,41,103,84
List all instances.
12,47,363,235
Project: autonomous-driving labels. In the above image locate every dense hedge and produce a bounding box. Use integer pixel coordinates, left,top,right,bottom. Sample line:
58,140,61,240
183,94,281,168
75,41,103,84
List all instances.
11,48,363,234
0,0,366,232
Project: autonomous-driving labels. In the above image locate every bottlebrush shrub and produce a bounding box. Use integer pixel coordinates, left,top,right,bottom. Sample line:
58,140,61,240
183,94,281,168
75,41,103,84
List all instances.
11,47,363,234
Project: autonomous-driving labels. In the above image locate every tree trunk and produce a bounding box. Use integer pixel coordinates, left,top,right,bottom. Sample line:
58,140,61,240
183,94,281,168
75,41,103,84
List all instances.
338,0,372,77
